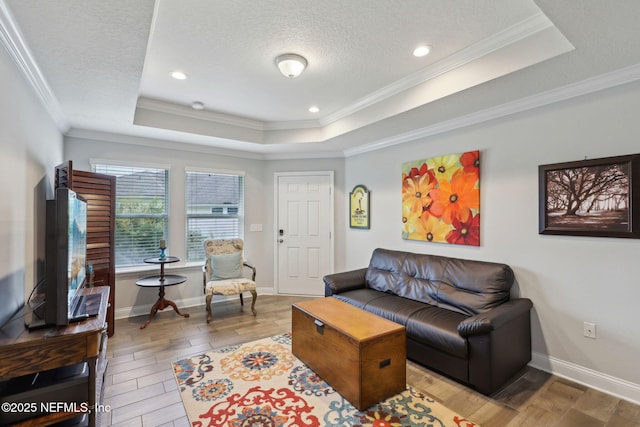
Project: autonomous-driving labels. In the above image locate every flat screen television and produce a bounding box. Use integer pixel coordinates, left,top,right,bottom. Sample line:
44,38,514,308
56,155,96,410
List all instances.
27,188,88,328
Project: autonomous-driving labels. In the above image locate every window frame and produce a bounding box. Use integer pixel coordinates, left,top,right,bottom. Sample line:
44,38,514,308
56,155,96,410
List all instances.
91,159,171,269
185,167,245,263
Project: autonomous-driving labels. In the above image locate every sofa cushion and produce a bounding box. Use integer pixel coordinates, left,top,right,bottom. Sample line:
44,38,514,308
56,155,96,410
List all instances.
365,248,514,316
334,293,427,326
332,289,387,309
334,291,468,359
406,306,468,359
358,294,429,326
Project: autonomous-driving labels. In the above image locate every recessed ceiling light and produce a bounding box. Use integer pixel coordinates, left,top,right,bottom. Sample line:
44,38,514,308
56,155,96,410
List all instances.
192,101,205,110
170,71,188,80
413,45,431,57
308,106,320,113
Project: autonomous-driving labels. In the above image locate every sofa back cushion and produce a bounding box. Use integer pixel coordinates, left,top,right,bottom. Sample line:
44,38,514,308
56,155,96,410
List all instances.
365,248,514,316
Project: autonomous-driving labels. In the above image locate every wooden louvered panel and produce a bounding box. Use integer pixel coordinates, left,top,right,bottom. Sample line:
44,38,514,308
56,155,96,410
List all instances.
87,242,110,249
72,175,112,186
87,227,110,234
77,191,109,203
55,161,73,189
87,246,110,256
85,197,112,204
87,208,111,216
84,195,112,202
86,209,111,216
56,162,116,336
87,214,111,223
87,231,111,240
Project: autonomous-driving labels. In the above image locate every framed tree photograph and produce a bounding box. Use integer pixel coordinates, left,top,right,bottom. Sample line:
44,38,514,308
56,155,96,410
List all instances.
350,184,370,229
539,153,640,238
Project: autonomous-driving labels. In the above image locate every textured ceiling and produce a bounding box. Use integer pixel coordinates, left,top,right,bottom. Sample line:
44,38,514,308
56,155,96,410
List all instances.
140,0,540,122
2,1,640,157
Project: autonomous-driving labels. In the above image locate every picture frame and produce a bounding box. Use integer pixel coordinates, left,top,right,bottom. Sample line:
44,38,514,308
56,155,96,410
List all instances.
539,153,640,238
349,185,370,229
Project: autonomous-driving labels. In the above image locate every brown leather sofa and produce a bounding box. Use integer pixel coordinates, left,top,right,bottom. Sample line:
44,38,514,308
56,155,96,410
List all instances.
323,248,533,395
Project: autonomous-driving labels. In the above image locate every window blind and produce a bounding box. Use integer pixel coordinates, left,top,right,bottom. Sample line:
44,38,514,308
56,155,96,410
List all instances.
186,171,244,262
93,163,169,268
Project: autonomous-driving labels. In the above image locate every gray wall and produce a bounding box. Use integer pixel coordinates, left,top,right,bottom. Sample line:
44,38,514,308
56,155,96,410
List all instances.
344,80,640,401
0,42,63,326
4,27,639,402
64,136,346,318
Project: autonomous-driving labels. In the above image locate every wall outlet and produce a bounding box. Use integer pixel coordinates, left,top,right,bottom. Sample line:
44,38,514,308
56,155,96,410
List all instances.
583,322,596,339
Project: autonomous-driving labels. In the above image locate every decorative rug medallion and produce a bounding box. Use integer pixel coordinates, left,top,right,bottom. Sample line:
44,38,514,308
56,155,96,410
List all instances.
172,334,480,427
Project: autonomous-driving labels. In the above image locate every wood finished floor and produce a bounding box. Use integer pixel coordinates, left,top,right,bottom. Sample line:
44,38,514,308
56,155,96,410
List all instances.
102,295,640,427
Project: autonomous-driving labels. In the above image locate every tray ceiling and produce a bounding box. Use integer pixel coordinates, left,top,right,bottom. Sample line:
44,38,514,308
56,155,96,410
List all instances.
3,1,640,157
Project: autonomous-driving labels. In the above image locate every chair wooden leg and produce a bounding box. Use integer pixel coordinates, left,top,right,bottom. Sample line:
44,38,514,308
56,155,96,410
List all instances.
249,290,257,316
205,294,213,324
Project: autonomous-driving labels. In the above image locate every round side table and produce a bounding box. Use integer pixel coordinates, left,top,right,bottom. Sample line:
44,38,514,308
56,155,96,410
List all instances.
136,256,190,329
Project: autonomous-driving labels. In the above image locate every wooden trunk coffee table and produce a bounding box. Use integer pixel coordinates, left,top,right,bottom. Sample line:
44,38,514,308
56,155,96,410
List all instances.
292,297,406,410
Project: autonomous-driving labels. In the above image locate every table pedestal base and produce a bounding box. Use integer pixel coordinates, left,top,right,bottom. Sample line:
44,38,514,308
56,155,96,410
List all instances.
140,285,190,329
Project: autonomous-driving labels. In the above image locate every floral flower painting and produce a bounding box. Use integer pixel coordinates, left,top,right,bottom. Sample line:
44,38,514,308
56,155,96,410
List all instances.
402,150,480,246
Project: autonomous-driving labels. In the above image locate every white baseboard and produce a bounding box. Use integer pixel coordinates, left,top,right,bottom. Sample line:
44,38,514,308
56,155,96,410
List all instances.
114,287,274,320
530,351,640,405
115,296,639,405
114,295,205,319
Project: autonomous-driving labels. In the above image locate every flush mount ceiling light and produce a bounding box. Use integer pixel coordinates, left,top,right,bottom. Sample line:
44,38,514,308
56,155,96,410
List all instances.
191,101,205,110
275,53,308,78
308,105,320,113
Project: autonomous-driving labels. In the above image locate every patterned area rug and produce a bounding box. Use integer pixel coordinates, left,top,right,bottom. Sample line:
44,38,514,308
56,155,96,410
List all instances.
172,334,480,427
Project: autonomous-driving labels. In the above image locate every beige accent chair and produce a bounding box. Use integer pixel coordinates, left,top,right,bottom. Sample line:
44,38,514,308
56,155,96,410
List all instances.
202,239,257,323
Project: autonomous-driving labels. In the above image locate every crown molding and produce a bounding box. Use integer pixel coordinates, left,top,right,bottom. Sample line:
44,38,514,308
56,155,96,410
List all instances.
136,97,323,132
136,97,266,130
6,1,637,160
261,150,345,161
66,127,266,160
137,12,556,135
68,126,344,161
0,1,68,132
321,12,554,127
344,62,640,157
262,119,320,131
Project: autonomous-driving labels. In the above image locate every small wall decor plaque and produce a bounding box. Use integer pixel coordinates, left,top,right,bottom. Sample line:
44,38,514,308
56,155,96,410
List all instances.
539,153,640,238
350,185,370,229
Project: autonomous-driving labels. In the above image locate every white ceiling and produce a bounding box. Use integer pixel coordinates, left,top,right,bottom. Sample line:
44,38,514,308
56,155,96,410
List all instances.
2,1,640,158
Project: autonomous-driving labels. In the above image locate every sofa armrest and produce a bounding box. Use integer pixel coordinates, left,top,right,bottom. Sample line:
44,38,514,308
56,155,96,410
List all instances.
323,268,368,296
457,298,533,337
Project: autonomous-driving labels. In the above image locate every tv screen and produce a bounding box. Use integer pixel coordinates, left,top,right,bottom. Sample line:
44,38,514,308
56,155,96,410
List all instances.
25,188,88,330
44,188,88,325
66,189,87,318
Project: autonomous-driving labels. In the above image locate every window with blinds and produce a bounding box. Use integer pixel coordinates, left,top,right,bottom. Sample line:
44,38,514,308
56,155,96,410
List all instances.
93,163,169,268
186,170,244,262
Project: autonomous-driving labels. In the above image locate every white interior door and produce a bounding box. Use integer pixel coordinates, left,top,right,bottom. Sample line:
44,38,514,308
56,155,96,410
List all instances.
276,172,333,296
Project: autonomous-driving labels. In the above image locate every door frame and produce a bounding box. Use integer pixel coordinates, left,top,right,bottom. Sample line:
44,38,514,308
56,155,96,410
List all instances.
273,171,335,295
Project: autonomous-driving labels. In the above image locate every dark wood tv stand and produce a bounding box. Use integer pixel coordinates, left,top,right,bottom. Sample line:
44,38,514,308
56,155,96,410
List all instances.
0,286,109,427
